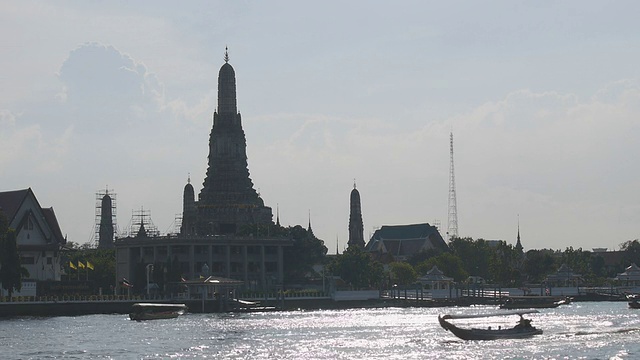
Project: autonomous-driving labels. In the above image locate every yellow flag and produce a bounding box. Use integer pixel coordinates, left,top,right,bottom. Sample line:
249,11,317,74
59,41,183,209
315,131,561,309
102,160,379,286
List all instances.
78,261,85,269
86,261,94,270
69,261,77,270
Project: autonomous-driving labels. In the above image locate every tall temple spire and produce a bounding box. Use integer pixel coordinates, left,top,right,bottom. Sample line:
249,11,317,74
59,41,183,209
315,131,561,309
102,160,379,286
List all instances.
348,182,365,248
189,48,273,235
276,203,280,227
515,214,523,253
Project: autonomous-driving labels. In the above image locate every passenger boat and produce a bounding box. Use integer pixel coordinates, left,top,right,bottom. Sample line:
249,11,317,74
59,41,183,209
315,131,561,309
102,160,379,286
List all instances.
129,303,188,321
499,295,570,309
438,310,543,340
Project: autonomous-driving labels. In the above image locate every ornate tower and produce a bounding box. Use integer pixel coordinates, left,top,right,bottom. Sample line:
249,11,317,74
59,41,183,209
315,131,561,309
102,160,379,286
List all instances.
348,182,365,248
181,175,196,235
515,215,523,253
194,48,273,235
98,192,115,249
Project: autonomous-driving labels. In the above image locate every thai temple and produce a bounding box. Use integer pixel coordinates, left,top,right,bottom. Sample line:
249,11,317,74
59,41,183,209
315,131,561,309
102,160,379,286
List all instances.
115,49,288,292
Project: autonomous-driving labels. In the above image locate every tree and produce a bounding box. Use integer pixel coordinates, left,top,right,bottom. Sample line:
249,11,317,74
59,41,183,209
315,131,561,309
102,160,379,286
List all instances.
407,248,444,266
416,252,468,282
0,211,26,298
389,262,417,286
449,237,491,279
282,225,328,284
65,248,116,292
488,241,521,286
620,240,640,267
523,249,556,283
329,246,383,289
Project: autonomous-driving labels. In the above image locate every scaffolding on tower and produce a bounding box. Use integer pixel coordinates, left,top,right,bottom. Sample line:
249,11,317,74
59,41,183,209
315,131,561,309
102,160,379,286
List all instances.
124,207,160,237
93,187,118,248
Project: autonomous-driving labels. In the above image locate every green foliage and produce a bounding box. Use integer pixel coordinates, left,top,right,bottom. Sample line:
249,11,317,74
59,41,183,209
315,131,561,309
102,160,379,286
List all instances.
389,262,417,285
620,240,640,266
282,225,328,284
488,241,522,286
523,249,556,283
329,246,383,289
0,211,24,297
416,252,468,282
0,229,23,297
407,248,445,266
65,247,116,292
449,237,491,279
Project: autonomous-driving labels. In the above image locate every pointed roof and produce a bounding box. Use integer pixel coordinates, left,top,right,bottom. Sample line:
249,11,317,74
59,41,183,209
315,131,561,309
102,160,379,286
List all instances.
0,188,31,223
0,188,65,244
419,265,453,282
136,222,147,238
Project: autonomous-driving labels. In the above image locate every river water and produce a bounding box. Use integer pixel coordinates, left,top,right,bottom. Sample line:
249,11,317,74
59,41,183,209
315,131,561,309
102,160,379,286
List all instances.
0,302,638,359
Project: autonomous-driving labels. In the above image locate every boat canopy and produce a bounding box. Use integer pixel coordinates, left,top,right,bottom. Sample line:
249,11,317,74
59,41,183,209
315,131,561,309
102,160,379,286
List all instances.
441,310,539,320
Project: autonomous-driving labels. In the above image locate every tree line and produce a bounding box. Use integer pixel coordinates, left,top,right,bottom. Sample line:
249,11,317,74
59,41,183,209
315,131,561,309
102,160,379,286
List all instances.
328,237,640,289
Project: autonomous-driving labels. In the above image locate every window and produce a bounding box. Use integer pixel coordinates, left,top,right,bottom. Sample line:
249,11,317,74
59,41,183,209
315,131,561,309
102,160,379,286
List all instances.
46,257,53,265
24,215,34,231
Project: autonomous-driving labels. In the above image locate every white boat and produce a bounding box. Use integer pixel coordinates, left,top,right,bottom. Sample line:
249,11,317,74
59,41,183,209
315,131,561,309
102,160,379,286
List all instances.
129,303,187,321
438,310,542,340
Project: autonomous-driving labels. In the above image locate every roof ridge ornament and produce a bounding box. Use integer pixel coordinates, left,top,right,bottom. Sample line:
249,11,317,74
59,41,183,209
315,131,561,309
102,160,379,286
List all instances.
224,46,229,63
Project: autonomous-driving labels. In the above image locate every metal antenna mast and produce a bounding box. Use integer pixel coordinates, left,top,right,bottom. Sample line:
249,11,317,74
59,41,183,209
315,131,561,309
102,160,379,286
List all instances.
447,132,459,241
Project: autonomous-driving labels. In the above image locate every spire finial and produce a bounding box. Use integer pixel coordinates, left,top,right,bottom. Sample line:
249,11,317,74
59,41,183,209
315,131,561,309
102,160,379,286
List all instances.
187,173,191,184
224,46,229,63
353,178,357,189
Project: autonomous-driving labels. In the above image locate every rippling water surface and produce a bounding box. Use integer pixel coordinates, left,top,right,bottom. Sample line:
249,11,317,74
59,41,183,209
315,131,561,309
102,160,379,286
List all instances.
1,302,639,359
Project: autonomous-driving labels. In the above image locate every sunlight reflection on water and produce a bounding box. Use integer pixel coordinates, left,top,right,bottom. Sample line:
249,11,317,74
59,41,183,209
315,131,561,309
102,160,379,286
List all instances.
0,302,639,359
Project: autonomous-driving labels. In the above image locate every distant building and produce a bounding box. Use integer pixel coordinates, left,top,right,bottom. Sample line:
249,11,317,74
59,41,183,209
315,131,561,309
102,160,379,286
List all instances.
0,188,67,284
115,50,289,291
545,264,583,287
347,183,365,248
615,263,640,287
365,223,448,262
418,265,454,290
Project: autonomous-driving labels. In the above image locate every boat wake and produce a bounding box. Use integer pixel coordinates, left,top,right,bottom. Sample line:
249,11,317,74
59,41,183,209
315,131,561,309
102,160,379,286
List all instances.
562,328,640,336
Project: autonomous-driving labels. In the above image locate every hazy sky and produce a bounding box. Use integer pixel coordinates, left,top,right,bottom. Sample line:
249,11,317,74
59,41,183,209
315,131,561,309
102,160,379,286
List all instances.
2,1,640,252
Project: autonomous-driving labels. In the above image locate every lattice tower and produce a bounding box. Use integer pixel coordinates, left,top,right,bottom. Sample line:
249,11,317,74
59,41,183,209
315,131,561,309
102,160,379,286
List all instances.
93,187,117,247
125,207,160,237
447,132,459,241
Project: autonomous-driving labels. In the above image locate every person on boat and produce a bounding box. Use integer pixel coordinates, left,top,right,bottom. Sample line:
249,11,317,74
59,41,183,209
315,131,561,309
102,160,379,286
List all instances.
515,316,532,330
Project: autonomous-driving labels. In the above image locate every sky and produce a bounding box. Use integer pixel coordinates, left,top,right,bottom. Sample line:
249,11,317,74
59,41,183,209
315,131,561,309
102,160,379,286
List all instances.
2,1,640,253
